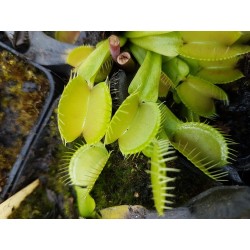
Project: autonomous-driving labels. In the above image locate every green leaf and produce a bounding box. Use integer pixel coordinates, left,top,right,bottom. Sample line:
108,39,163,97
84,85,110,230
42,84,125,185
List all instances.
195,57,244,83
176,75,228,117
77,36,127,84
160,103,182,140
82,82,112,144
77,39,110,84
129,43,147,65
129,45,174,97
158,71,173,97
170,122,230,181
75,189,96,218
161,105,231,181
179,43,250,61
58,75,90,143
182,56,244,83
105,93,161,155
162,57,189,85
118,102,161,155
129,32,182,57
128,51,162,102
105,93,140,145
66,45,94,67
179,31,250,61
149,139,177,215
58,76,112,144
68,142,110,194
94,56,113,83
180,31,242,45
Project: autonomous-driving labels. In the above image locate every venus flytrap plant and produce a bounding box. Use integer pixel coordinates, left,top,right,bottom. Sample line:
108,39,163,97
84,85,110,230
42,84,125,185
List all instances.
66,45,95,68
148,139,178,215
129,43,174,97
130,45,229,118
109,69,130,109
67,142,110,189
141,137,177,214
176,75,229,118
109,35,121,62
160,104,235,181
128,50,162,101
105,50,162,155
178,31,250,60
128,32,183,57
74,188,97,218
58,75,112,144
182,56,244,84
57,38,119,217
58,36,128,145
76,38,113,84
60,142,110,218
57,32,248,218
162,57,190,86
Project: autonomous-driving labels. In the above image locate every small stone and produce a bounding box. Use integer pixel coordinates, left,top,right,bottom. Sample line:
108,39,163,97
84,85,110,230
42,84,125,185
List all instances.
186,186,250,219
22,81,38,92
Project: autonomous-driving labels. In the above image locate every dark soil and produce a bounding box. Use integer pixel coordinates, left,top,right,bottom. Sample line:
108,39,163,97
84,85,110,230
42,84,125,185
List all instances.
213,78,250,185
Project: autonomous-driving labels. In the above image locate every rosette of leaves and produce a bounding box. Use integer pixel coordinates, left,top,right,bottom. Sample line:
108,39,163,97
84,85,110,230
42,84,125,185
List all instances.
56,32,248,217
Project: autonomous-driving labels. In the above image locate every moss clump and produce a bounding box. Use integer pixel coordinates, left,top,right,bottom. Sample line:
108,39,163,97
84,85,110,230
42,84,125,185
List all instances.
0,49,49,190
91,142,154,212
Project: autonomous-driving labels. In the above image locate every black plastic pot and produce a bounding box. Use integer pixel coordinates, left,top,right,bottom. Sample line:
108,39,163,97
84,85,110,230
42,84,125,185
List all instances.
0,42,55,202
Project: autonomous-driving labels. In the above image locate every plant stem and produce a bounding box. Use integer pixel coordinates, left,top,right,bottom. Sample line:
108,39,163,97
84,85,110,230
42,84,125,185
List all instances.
117,52,136,72
109,35,120,62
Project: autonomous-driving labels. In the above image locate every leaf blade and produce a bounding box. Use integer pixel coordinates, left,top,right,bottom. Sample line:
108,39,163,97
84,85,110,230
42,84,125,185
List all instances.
58,75,90,143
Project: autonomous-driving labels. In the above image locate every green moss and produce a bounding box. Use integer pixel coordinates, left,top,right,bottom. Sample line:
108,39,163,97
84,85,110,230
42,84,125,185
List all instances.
8,186,55,219
91,142,154,212
0,49,49,190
